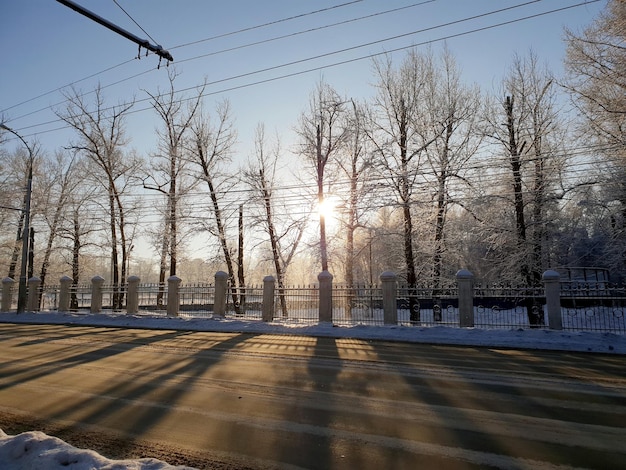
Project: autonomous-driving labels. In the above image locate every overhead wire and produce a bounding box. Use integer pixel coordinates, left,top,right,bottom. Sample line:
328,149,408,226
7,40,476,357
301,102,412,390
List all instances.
1,0,365,117
4,1,435,124
174,1,437,65
7,0,599,138
18,141,620,226
112,0,158,46
169,0,365,50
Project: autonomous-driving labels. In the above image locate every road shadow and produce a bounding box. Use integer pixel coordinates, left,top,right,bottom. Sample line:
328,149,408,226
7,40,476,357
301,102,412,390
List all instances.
0,325,261,460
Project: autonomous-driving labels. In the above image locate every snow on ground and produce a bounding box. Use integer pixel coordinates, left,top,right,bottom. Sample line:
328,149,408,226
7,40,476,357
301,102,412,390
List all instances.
1,310,625,469
0,429,193,470
1,310,625,354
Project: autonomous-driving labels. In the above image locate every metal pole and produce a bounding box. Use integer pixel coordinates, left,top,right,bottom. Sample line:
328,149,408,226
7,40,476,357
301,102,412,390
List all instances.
1,124,33,313
56,0,173,62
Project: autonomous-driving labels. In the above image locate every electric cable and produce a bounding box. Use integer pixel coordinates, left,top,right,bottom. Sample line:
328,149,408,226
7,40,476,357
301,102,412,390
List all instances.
7,0,599,138
1,0,365,116
112,0,158,46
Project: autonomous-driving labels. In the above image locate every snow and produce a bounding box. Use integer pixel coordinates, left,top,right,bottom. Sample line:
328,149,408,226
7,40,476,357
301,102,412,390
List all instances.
0,310,624,469
0,429,192,470
1,309,625,354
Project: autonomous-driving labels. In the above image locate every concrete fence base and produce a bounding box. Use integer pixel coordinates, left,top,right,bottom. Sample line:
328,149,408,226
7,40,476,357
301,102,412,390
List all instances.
12,269,566,330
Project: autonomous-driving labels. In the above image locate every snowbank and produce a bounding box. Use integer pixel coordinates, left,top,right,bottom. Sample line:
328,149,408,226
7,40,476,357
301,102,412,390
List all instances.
0,429,194,470
0,310,625,354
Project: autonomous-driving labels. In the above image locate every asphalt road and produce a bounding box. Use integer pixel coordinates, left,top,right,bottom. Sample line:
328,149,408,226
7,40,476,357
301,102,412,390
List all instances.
0,323,624,470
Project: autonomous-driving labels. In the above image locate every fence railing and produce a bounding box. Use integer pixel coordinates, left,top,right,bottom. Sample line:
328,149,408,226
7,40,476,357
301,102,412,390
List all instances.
1,270,625,334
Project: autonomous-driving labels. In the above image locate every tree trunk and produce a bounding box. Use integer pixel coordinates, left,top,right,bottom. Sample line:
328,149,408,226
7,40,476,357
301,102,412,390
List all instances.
260,171,288,317
71,210,81,310
7,207,25,280
207,177,240,313
317,124,329,273
169,158,177,277
157,222,169,309
108,188,120,310
237,205,246,312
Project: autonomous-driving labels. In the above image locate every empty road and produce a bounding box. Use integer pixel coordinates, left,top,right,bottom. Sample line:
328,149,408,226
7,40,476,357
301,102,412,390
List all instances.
0,323,624,469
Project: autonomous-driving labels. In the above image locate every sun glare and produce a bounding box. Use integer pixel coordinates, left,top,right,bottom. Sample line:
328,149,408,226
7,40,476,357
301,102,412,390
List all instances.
317,197,336,220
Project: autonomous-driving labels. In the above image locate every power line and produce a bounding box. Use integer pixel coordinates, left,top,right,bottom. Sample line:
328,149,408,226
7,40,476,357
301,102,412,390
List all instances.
1,0,365,117
170,0,365,50
5,1,435,124
112,0,158,46
8,0,598,138
174,1,436,66
0,58,137,115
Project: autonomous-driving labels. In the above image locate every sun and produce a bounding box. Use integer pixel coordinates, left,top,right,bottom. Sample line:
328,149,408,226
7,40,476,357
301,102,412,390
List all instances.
317,197,336,220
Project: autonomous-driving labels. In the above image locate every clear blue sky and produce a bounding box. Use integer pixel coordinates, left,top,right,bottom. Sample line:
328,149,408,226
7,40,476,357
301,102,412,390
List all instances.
1,0,606,162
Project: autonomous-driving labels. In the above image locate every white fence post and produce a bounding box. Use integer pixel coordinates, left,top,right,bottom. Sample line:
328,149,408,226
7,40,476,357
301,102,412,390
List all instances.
262,275,275,322
543,270,562,330
27,277,41,312
380,271,398,325
127,275,140,314
59,276,72,312
167,275,181,317
457,269,474,327
318,271,333,323
214,271,229,317
1,278,15,312
91,275,105,313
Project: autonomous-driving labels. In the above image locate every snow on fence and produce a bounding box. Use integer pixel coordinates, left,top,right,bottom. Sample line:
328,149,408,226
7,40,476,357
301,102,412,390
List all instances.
2,270,625,334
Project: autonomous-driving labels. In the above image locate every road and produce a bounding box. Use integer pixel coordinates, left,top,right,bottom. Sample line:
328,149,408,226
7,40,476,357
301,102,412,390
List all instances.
0,323,624,470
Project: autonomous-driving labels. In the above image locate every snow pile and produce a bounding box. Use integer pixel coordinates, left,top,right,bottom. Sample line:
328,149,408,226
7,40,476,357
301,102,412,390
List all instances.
0,310,625,354
0,429,195,470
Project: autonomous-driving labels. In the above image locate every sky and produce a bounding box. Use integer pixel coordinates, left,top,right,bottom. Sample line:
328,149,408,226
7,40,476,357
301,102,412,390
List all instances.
0,307,624,468
0,0,609,269
0,0,607,161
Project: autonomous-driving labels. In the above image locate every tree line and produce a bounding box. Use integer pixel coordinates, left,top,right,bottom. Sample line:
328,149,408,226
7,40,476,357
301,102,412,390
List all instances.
1,1,624,310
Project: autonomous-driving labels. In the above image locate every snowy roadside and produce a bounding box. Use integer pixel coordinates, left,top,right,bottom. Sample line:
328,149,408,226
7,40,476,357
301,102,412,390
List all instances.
0,429,195,470
1,309,625,354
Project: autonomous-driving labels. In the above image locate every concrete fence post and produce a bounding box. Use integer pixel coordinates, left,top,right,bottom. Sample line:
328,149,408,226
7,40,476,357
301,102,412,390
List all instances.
1,278,15,312
457,269,474,327
262,275,276,322
380,271,398,325
318,270,333,323
543,270,562,330
127,275,140,314
58,276,73,312
167,275,181,317
27,277,41,312
91,275,105,313
214,271,229,317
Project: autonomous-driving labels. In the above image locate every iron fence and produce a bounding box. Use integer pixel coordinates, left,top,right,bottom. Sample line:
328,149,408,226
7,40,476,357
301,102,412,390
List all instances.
12,279,626,334
560,282,626,333
332,284,383,326
473,285,546,329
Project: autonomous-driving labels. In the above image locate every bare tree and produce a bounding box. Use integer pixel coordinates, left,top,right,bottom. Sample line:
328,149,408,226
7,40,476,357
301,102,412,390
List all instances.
143,70,204,306
422,47,482,289
56,85,139,309
57,179,99,310
296,80,348,273
481,52,564,325
369,50,441,321
564,0,626,278
337,100,375,288
187,100,241,312
564,0,625,147
36,150,82,300
244,124,308,316
0,139,40,281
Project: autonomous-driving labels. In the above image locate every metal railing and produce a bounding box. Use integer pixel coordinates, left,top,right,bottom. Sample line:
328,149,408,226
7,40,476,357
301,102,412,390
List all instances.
5,276,626,334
